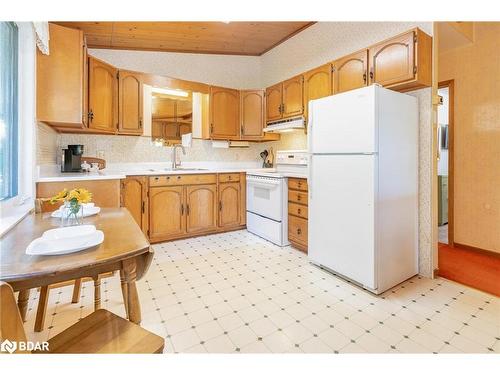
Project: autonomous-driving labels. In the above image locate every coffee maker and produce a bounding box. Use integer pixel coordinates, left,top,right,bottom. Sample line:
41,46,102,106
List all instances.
61,145,84,172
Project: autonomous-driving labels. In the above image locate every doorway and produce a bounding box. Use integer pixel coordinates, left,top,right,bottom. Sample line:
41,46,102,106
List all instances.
437,80,454,246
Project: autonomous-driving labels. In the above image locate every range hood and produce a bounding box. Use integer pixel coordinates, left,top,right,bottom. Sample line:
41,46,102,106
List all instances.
263,116,305,133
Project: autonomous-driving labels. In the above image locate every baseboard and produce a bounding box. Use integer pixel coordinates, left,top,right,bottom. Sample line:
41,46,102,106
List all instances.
453,242,500,259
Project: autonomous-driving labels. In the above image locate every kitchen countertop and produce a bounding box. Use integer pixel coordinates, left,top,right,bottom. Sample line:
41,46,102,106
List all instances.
36,163,308,183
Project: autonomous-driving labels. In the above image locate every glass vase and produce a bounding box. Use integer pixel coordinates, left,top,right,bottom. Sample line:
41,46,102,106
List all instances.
60,200,83,227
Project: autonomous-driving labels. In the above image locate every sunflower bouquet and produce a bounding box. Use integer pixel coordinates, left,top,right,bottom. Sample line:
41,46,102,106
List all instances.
50,188,93,225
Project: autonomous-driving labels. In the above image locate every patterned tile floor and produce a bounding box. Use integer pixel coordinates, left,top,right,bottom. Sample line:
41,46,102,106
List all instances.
25,230,499,353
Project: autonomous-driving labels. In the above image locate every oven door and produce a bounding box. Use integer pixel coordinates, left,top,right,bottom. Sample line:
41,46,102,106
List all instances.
246,175,283,222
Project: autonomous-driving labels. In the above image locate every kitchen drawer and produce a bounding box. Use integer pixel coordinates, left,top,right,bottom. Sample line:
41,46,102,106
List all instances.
149,174,217,187
218,173,240,183
288,178,308,192
288,202,308,219
288,190,308,205
288,215,308,246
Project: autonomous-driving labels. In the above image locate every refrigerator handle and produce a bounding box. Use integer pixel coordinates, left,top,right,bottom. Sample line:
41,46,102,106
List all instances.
307,101,313,199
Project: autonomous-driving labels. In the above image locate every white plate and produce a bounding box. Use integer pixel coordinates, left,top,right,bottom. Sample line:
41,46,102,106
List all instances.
42,224,96,240
26,229,104,256
51,206,101,218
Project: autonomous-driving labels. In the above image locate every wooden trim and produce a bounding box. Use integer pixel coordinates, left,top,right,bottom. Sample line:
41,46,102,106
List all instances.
439,79,454,246
259,22,316,55
453,242,500,259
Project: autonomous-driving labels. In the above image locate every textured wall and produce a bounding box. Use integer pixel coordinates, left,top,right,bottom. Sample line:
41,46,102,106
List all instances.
261,22,433,86
89,49,261,89
36,123,59,164
58,134,273,164
439,22,500,253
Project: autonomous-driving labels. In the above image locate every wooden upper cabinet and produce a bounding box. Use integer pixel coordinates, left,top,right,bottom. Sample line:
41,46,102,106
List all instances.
369,29,432,91
88,57,118,133
149,186,185,240
121,176,148,235
240,90,265,139
218,182,241,228
265,83,282,122
333,50,368,94
118,70,143,135
303,64,332,121
186,184,217,234
282,75,304,118
209,86,240,139
37,23,87,128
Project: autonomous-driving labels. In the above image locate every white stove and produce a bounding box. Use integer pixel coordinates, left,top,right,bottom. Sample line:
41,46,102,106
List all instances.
246,150,307,246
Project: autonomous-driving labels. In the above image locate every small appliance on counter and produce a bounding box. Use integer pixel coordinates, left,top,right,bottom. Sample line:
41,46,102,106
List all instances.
61,145,84,173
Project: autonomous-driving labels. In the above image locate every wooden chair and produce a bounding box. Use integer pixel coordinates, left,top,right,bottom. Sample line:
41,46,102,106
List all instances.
1,282,164,354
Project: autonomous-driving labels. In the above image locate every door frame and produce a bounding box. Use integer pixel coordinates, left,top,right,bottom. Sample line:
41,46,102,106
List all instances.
438,79,454,246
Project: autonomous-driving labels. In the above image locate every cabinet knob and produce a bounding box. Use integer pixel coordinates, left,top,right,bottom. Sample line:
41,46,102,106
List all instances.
297,228,302,235
155,177,159,181
177,176,181,180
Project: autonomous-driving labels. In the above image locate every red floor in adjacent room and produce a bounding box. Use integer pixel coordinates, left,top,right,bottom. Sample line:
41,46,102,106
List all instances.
438,242,500,297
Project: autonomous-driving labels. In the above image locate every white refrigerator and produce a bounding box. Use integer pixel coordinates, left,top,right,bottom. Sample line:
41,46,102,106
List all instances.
307,85,418,294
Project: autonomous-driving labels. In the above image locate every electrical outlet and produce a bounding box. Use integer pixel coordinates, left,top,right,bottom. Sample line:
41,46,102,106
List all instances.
97,150,105,159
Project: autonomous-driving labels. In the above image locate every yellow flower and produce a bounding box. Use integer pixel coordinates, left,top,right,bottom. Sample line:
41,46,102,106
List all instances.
75,188,92,204
49,189,68,204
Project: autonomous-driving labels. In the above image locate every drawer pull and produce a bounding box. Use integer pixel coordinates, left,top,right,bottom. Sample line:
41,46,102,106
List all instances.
155,177,159,181
181,204,184,215
297,194,301,201
228,175,232,180
177,176,181,179
297,228,302,235
297,208,301,214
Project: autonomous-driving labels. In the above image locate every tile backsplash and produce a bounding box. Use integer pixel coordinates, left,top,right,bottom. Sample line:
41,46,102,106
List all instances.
48,132,279,165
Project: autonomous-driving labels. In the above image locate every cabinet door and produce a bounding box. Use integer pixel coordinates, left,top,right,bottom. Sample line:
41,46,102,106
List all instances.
121,176,148,235
118,70,143,135
240,90,265,139
149,186,185,240
218,182,241,228
210,86,239,139
333,50,368,94
186,184,217,234
369,31,416,87
303,64,332,122
36,23,86,128
282,75,304,118
88,57,118,132
265,83,282,122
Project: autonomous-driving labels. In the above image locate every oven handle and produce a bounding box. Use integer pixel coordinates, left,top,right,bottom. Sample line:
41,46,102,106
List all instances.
247,181,280,189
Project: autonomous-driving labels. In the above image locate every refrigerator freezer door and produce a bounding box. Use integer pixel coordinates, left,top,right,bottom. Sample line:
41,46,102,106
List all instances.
309,86,377,154
308,154,377,289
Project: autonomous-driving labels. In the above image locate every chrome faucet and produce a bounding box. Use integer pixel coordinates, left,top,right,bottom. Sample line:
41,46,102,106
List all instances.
171,144,186,170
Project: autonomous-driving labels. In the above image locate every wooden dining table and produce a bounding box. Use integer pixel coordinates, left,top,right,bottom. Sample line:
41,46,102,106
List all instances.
0,208,152,325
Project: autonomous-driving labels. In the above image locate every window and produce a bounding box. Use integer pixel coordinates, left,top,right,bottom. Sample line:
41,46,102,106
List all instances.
0,22,18,201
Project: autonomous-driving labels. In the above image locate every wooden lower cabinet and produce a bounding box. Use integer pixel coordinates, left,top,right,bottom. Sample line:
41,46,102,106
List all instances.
147,173,246,243
149,186,185,241
287,178,308,253
120,176,148,235
218,182,241,228
186,184,217,234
